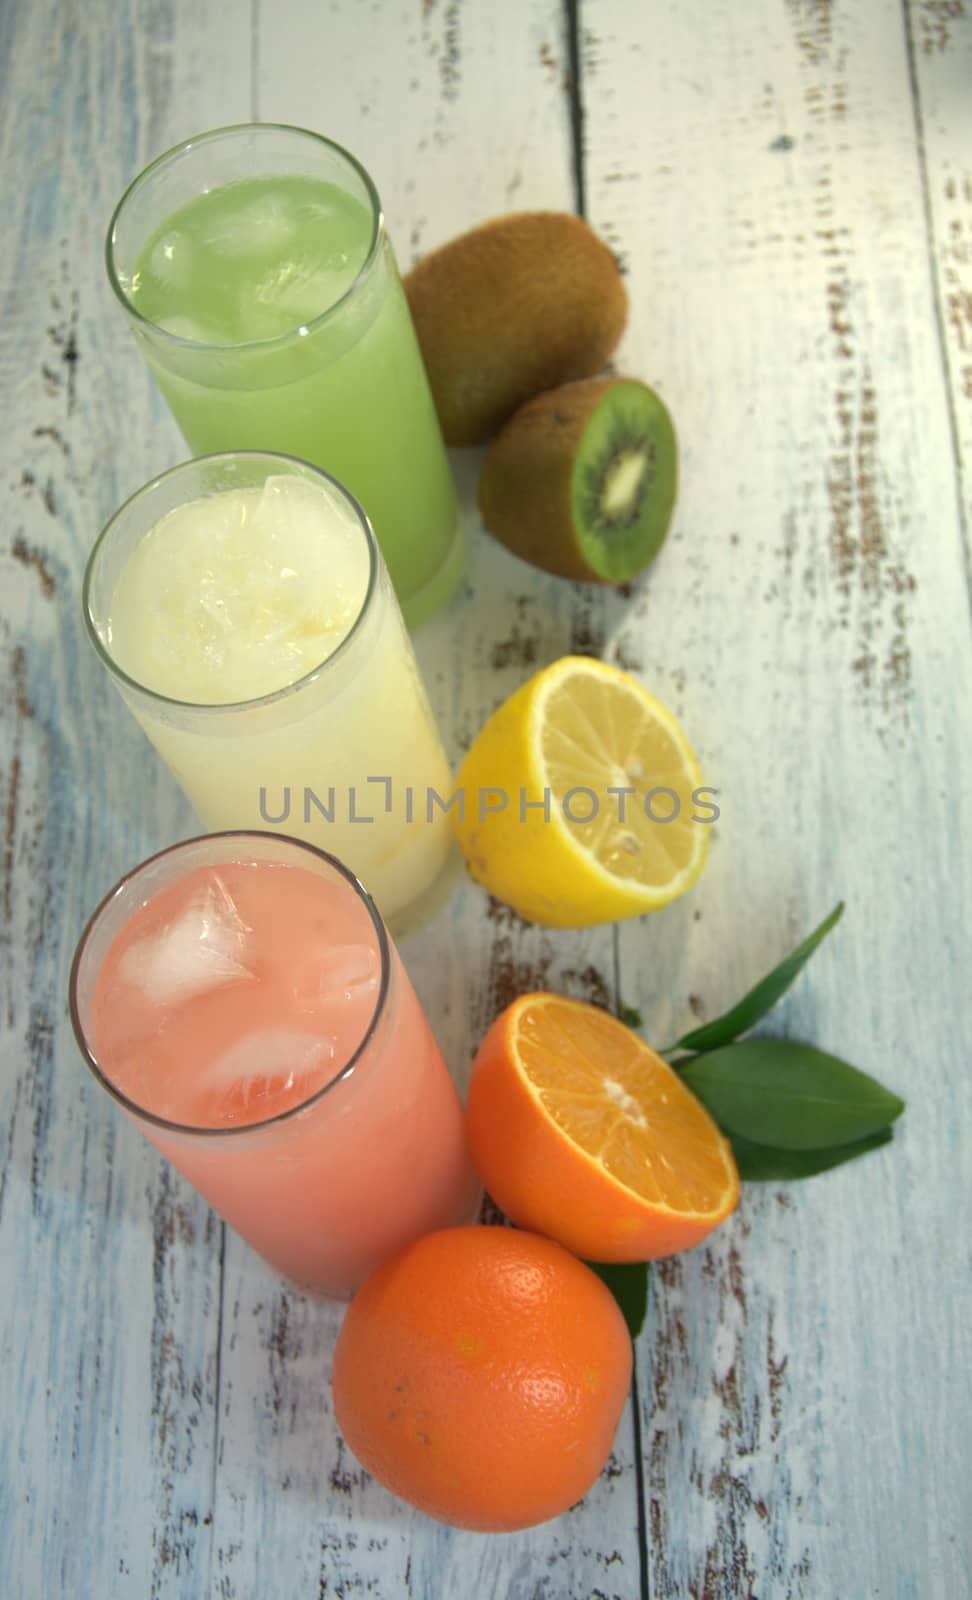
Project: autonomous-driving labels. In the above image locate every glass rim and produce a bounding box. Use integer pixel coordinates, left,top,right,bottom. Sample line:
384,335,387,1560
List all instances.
81,449,380,715
104,121,384,354
68,831,393,1139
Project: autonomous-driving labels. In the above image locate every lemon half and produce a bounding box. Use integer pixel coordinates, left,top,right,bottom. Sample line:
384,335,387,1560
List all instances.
453,656,712,927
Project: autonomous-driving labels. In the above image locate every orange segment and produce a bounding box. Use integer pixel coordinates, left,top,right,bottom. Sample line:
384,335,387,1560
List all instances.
538,661,704,890
466,993,739,1262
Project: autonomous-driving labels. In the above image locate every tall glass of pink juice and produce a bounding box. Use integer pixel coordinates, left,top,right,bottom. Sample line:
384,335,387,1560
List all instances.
69,832,479,1297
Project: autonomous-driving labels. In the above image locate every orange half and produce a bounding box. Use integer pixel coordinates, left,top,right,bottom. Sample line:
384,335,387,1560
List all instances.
467,993,739,1262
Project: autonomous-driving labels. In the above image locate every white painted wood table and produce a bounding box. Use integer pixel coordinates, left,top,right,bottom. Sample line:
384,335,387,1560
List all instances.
2,2,970,1595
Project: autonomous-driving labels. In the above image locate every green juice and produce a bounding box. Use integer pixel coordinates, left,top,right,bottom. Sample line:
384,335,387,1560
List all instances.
125,175,462,627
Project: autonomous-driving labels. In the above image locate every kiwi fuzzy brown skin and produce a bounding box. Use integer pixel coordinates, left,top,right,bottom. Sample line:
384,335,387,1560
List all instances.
478,377,677,585
403,212,627,447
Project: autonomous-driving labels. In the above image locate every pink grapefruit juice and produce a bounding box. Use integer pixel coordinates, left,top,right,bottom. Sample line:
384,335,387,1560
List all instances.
77,839,478,1296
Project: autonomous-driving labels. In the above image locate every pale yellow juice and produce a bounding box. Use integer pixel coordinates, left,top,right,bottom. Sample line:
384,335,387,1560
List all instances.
94,467,453,923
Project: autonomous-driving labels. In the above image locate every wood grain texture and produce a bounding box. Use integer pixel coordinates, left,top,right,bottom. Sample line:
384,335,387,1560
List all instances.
1,2,250,1596
584,1,972,1595
1,1,970,1597
219,5,645,1596
906,0,972,554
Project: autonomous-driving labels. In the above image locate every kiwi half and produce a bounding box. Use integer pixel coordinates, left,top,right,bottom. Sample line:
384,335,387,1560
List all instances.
478,377,678,584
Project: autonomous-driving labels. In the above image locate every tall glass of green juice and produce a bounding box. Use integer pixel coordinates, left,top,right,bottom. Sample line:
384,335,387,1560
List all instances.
106,125,463,629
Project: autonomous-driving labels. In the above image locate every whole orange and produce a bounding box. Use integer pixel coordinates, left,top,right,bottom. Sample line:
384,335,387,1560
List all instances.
331,1225,632,1531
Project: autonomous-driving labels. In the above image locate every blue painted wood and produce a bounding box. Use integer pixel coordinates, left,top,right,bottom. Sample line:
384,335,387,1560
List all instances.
1,1,970,1596
586,3,972,1595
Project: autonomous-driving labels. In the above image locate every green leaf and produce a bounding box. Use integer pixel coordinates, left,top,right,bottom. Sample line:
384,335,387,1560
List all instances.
618,1005,643,1029
730,1126,895,1180
585,1260,649,1339
674,902,844,1053
679,1038,905,1149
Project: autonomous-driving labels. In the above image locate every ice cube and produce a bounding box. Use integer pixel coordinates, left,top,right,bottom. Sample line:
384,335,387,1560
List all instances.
296,197,339,226
201,1029,336,1121
292,944,380,1013
251,256,349,323
158,313,222,345
204,194,297,258
120,872,254,1007
148,230,193,292
239,480,357,657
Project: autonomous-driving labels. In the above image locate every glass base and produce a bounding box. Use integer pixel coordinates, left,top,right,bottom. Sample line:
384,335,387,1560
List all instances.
283,1180,483,1301
385,835,465,942
286,1274,354,1304
399,513,465,631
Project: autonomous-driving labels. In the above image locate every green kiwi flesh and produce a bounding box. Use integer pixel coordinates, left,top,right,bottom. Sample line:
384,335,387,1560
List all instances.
572,380,677,582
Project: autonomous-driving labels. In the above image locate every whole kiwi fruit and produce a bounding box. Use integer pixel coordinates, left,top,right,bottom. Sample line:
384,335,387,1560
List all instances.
403,212,627,446
478,377,678,584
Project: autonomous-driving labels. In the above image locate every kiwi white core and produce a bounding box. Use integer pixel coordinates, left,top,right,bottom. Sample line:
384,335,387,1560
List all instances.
601,450,649,518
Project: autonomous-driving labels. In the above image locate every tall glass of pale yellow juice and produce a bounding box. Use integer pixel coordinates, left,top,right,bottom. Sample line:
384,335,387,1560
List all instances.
105,124,462,629
83,452,455,931
70,833,479,1296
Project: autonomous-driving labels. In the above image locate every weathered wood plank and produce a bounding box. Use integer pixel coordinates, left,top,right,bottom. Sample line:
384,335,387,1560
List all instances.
907,0,972,549
256,0,577,253
583,1,972,1595
209,3,645,1598
0,1,251,1596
